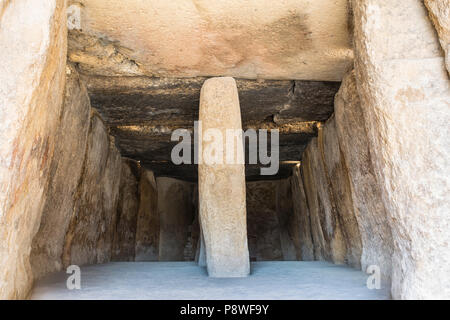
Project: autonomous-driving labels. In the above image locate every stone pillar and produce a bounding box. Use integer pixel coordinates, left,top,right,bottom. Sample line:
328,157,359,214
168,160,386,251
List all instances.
198,77,250,277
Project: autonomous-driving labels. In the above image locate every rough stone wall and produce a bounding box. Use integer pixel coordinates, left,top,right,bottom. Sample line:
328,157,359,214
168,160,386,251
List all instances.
298,70,394,282
301,137,347,264
290,166,314,261
276,179,298,260
320,115,362,268
334,70,393,284
61,111,122,267
95,137,122,264
424,0,450,74
157,177,196,261
0,0,67,299
134,169,159,261
0,3,136,295
246,181,283,261
352,0,450,299
31,65,90,280
112,159,140,261
246,179,299,261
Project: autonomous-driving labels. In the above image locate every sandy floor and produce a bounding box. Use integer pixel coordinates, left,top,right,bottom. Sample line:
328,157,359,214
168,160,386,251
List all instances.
31,261,390,300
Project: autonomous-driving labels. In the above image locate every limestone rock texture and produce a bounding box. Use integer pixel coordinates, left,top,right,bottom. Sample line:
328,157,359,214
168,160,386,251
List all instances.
157,177,196,261
334,70,392,284
95,136,122,264
30,65,127,279
134,169,159,261
31,65,91,280
62,112,122,267
112,159,140,261
68,0,353,80
198,77,250,277
425,0,450,74
0,0,67,299
301,137,347,264
320,115,362,269
290,166,315,261
275,179,298,261
196,225,207,267
352,0,450,299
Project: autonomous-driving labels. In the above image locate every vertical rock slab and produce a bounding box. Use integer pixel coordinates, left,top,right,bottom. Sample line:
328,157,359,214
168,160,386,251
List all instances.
334,70,393,284
0,1,66,299
96,139,121,264
321,115,362,268
63,113,109,266
135,169,159,261
276,179,298,260
157,177,195,261
425,0,450,74
352,0,450,299
187,185,200,261
301,137,347,264
62,112,121,267
291,166,315,260
198,77,250,277
31,65,91,280
111,159,140,261
196,224,207,267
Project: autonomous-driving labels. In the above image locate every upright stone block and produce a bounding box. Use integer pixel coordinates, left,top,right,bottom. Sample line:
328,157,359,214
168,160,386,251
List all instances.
157,177,195,261
352,0,450,299
135,169,159,261
198,77,250,277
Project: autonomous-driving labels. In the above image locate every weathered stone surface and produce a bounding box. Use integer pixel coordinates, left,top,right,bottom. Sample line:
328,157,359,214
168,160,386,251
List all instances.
95,138,122,264
157,177,195,261
186,186,200,261
245,179,304,261
321,115,362,268
246,181,283,261
0,1,66,299
301,137,347,264
334,70,392,283
31,65,91,280
275,179,298,260
352,0,450,299
68,0,352,80
135,169,159,261
62,112,121,267
68,30,142,77
425,0,450,74
112,159,140,261
290,166,315,260
198,77,250,277
84,76,339,126
196,223,207,267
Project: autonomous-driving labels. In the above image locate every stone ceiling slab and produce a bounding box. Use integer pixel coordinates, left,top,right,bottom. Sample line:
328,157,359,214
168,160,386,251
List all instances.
68,0,353,80
84,76,339,127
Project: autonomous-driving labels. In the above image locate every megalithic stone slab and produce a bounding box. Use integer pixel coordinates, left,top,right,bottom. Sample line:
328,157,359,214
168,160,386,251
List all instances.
196,224,207,268
198,77,250,277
